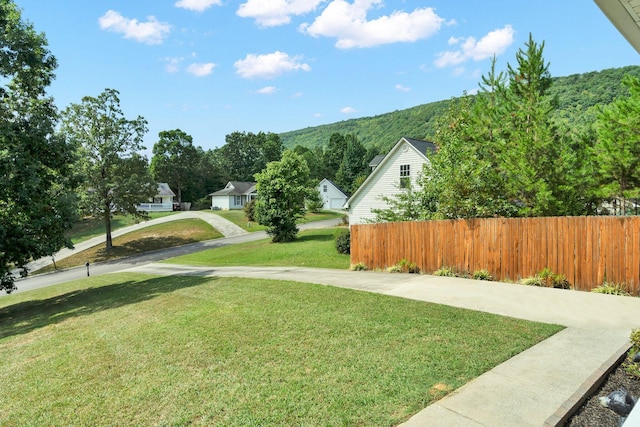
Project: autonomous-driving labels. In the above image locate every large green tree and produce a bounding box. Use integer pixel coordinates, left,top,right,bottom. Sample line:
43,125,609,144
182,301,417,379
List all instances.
61,88,156,251
335,134,369,193
219,131,284,181
150,129,198,203
254,151,311,242
0,0,78,292
594,74,640,213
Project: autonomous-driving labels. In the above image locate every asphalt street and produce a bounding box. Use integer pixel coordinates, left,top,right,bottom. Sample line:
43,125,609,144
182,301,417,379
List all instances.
7,218,341,296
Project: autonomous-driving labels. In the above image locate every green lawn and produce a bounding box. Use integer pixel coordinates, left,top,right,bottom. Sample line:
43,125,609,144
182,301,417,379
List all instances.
0,273,562,426
165,228,351,269
36,219,223,273
67,212,180,244
204,209,345,232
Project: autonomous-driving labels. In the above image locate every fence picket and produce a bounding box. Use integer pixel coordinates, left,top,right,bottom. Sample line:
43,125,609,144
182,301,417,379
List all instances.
351,216,640,293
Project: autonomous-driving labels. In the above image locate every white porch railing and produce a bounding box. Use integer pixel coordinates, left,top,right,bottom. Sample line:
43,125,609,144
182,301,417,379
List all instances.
136,203,173,212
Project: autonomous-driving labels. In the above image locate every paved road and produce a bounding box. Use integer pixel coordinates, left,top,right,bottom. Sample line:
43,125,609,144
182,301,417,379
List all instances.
9,218,341,295
24,211,249,273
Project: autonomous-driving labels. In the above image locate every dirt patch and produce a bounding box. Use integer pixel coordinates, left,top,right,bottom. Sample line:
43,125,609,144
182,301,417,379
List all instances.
565,351,640,426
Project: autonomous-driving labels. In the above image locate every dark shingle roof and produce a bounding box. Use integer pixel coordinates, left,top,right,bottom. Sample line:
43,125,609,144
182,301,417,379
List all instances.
403,137,437,155
209,181,256,196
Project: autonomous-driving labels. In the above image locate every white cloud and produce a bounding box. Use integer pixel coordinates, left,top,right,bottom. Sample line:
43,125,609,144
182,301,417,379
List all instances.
300,0,444,49
175,0,222,12
434,25,515,68
257,86,277,94
395,84,410,92
98,10,171,45
234,51,311,79
292,92,304,98
187,62,216,76
163,57,182,73
340,106,358,114
237,0,326,27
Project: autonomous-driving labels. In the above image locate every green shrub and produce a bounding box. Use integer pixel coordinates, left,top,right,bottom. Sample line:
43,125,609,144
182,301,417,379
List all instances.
388,259,420,274
472,269,493,281
520,276,546,287
335,229,350,254
305,189,324,213
624,328,640,379
520,268,571,289
351,262,367,271
434,266,456,277
244,199,256,222
591,281,630,296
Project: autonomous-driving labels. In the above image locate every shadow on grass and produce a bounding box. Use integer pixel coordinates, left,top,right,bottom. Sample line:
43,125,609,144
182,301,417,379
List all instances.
292,233,335,243
0,275,214,340
93,237,201,262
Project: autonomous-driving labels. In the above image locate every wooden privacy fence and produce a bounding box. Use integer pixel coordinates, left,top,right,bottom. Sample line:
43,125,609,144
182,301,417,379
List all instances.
350,216,640,294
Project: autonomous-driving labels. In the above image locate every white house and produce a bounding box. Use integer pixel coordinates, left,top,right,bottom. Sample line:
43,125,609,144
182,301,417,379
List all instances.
344,137,436,225
318,178,349,210
209,181,257,210
136,182,176,212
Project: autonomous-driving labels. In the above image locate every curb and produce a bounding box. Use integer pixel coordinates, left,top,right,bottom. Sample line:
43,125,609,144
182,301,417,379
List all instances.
544,341,632,426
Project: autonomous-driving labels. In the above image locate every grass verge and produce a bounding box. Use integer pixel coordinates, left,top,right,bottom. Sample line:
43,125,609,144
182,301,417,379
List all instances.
206,209,344,232
37,219,222,273
0,273,562,426
165,228,351,269
67,212,179,244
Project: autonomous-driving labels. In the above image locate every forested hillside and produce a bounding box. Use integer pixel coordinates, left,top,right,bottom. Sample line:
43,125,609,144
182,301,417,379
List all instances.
280,65,640,151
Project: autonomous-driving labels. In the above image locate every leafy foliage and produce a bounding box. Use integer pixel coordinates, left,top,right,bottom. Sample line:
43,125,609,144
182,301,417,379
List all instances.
0,0,78,292
254,151,311,242
334,229,350,254
594,74,640,208
218,131,283,182
150,129,198,203
61,88,156,251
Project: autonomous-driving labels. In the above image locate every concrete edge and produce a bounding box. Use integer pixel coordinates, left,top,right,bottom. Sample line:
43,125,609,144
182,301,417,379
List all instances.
543,340,632,426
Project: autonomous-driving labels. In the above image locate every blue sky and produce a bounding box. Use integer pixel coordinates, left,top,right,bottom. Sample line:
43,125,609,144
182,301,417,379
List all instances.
15,0,639,152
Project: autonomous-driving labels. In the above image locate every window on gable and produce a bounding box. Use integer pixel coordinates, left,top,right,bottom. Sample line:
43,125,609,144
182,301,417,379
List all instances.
400,164,410,188
323,185,327,193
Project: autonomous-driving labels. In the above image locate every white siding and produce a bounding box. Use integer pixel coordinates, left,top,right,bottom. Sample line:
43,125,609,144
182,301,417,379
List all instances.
349,141,429,225
211,196,230,210
318,179,348,210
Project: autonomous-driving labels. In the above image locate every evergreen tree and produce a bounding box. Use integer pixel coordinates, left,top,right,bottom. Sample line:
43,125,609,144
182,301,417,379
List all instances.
594,74,640,213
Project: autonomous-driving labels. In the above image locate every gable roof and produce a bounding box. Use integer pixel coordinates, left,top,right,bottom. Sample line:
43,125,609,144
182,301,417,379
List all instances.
319,178,349,198
369,154,386,168
157,183,176,197
209,181,256,197
594,0,640,54
344,136,435,208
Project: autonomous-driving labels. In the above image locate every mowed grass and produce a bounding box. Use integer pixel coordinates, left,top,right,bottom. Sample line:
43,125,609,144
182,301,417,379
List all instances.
0,273,562,426
166,228,351,269
38,219,223,273
67,212,180,244
208,209,344,232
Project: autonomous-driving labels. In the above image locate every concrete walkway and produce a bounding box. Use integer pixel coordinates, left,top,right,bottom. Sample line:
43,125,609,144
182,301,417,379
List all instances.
118,264,640,426
24,211,247,272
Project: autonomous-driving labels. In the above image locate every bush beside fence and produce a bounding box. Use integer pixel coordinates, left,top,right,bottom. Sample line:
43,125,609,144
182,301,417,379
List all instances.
350,216,640,294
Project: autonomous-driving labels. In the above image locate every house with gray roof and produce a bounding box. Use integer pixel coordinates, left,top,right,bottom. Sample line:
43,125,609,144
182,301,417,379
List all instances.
344,137,436,225
136,182,177,212
209,181,257,210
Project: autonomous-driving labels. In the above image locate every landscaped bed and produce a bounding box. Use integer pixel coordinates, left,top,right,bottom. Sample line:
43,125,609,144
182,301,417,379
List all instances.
0,273,561,426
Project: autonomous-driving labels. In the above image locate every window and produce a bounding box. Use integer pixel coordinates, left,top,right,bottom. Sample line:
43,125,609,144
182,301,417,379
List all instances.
323,185,327,193
234,195,242,206
400,164,410,188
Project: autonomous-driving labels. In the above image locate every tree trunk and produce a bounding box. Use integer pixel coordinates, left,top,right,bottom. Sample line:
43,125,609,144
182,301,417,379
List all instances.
104,206,113,251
